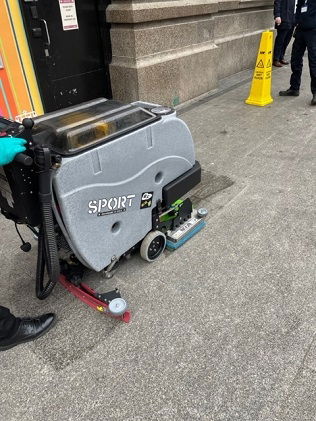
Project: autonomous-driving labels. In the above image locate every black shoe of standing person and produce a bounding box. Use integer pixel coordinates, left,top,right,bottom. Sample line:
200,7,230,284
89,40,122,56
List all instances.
279,88,300,97
0,313,56,351
280,59,289,65
311,94,316,106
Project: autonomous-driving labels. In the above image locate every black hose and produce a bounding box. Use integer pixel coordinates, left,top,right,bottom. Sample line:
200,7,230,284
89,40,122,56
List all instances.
35,147,60,300
36,208,60,299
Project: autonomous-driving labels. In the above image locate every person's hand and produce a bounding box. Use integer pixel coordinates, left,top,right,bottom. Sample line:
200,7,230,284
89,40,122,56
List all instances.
275,17,282,25
0,137,27,166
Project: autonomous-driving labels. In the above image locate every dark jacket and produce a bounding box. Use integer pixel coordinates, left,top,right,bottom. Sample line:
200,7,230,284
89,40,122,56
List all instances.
274,0,296,27
295,0,316,29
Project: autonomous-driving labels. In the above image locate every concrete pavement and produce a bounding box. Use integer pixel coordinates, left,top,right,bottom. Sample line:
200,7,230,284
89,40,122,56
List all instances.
0,61,315,421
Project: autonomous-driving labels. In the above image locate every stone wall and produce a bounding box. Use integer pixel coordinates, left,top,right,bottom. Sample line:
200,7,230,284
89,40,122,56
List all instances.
107,0,274,106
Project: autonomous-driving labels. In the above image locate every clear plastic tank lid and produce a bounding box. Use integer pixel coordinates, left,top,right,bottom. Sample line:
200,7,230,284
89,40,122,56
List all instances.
32,100,158,155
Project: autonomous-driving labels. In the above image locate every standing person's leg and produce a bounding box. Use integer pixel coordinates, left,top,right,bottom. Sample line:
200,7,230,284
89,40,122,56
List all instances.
274,28,289,65
280,30,306,95
280,26,295,63
289,30,307,91
305,30,316,101
0,306,20,340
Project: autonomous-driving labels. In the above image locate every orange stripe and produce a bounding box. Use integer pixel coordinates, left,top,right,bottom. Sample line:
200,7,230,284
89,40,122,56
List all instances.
0,0,32,115
0,71,18,118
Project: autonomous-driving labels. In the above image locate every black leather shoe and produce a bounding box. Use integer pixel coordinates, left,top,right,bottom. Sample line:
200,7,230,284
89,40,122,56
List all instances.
311,94,316,105
273,60,283,67
280,59,289,65
279,88,300,96
0,313,56,351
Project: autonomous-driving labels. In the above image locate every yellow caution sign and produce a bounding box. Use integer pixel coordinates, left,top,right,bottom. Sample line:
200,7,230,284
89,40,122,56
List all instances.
245,31,273,107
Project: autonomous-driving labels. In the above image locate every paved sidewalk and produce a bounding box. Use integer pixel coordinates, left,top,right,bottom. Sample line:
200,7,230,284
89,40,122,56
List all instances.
0,61,315,421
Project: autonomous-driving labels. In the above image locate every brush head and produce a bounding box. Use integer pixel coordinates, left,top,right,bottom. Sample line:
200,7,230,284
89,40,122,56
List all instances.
166,218,206,251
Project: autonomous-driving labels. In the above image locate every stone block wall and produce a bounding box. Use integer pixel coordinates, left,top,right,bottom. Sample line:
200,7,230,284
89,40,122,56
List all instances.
107,0,274,105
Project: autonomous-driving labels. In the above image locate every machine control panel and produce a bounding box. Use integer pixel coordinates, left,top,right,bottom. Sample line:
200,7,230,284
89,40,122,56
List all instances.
0,118,25,137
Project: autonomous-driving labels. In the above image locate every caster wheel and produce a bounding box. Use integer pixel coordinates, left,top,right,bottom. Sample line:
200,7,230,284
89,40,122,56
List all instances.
108,298,128,316
197,208,208,218
140,231,166,262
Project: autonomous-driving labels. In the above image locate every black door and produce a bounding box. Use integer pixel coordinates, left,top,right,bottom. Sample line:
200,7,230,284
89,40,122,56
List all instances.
19,0,112,112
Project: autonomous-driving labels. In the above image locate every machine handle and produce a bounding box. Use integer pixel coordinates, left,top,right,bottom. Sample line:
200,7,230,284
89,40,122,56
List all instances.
39,19,51,47
14,153,33,166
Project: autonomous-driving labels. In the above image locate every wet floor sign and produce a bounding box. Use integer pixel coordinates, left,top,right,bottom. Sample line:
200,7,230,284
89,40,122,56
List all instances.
245,31,273,107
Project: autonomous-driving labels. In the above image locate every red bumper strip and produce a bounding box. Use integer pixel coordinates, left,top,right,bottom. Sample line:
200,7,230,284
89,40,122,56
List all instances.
59,275,131,323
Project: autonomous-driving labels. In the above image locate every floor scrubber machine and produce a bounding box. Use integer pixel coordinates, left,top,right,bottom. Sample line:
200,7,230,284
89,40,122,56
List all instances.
0,99,206,322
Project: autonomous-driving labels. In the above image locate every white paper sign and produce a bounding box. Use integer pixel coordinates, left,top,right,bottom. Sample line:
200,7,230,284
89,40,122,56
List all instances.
59,0,79,31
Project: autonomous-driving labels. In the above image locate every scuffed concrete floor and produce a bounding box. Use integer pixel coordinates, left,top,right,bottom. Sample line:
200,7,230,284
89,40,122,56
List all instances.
0,62,315,421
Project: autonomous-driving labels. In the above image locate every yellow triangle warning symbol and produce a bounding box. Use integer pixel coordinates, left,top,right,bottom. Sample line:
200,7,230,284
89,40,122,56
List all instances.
256,59,264,68
267,59,272,68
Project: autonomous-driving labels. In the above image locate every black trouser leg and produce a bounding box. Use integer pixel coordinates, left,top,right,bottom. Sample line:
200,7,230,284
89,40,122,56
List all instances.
281,26,295,60
0,306,20,340
306,30,316,93
290,31,307,91
274,28,290,61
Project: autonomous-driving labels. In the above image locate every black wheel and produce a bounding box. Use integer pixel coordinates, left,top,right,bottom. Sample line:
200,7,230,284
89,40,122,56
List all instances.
140,231,166,262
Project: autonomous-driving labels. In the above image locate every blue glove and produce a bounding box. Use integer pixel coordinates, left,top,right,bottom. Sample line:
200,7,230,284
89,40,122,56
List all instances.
0,137,27,166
